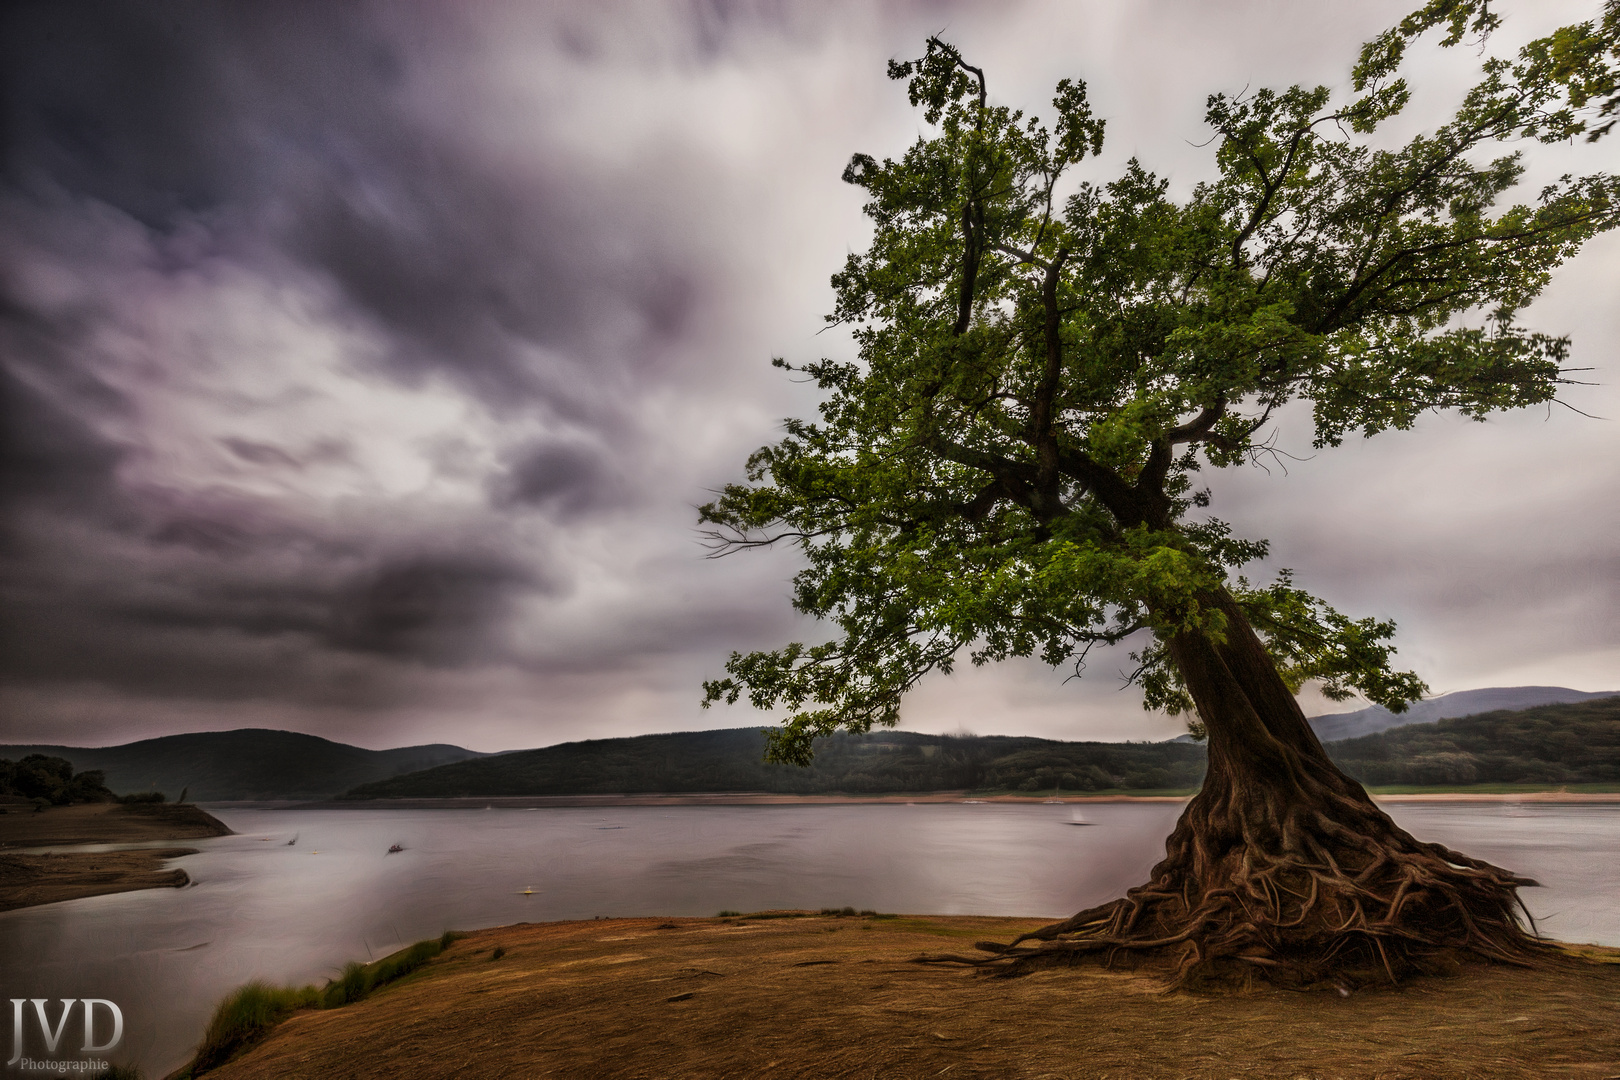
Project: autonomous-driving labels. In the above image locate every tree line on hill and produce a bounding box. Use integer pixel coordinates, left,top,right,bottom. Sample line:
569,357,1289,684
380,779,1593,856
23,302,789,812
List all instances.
7,697,1613,804
339,728,1211,800
0,754,168,806
1323,697,1620,786
341,697,1620,799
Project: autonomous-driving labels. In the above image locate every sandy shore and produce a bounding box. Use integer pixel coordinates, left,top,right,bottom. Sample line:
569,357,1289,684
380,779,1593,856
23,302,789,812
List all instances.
0,846,200,911
0,801,234,848
0,802,231,910
313,788,1620,809
186,913,1620,1080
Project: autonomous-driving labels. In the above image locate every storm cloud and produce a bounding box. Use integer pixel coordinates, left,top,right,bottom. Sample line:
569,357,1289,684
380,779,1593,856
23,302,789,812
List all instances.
1,0,1615,751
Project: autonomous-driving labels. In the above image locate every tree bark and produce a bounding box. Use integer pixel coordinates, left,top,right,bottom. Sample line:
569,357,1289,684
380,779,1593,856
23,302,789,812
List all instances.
942,587,1545,988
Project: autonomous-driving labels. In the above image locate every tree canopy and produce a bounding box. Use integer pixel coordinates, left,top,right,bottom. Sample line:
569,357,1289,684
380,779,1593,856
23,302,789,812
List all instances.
702,3,1620,766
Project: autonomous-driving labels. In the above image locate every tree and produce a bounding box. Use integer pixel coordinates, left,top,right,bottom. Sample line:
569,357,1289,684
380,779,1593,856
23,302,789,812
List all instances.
701,2,1620,987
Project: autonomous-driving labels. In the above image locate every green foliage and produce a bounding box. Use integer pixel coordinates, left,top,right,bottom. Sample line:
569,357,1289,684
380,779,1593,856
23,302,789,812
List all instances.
319,938,446,1008
181,935,456,1076
701,16,1620,764
188,982,322,1075
0,755,116,804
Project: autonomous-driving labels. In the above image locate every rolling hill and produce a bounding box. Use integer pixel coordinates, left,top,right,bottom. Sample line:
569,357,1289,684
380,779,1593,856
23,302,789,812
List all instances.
9,688,1615,802
339,727,1210,799
1307,685,1618,742
341,696,1620,799
0,729,485,801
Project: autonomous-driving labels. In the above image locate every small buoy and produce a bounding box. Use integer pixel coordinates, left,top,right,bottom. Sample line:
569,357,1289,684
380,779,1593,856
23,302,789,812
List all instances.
520,887,534,895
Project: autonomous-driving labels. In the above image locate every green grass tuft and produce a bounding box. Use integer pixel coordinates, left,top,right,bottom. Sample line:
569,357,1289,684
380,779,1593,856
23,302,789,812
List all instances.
182,933,458,1076
188,981,321,1074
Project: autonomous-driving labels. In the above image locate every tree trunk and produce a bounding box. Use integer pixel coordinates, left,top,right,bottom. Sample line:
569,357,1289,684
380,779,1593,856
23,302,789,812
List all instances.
958,587,1544,988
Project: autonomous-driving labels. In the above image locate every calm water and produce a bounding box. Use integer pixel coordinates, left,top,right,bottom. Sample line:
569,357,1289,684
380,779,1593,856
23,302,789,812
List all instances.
1,801,1615,1076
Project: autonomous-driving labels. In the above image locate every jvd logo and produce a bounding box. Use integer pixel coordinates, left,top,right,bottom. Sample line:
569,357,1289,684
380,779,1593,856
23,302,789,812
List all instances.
6,999,124,1065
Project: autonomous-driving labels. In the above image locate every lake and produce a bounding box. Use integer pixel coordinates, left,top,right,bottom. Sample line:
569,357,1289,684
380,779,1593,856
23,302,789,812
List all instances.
2,800,1616,1077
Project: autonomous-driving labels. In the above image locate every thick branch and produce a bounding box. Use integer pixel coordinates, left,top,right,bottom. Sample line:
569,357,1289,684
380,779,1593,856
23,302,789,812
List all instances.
1031,248,1072,499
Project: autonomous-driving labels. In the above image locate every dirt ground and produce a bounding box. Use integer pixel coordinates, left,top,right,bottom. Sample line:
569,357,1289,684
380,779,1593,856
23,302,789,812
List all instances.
195,913,1620,1080
0,802,230,910
0,801,231,848
0,846,198,910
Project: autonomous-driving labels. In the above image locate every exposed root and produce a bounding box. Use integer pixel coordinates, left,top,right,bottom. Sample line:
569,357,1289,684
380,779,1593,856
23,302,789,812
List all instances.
918,790,1548,990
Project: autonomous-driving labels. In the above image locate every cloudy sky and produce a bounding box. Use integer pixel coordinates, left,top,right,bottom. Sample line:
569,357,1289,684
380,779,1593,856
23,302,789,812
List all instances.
2,0,1616,752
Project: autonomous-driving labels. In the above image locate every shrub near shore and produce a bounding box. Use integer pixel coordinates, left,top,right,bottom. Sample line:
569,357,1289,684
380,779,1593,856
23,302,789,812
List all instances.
176,932,461,1078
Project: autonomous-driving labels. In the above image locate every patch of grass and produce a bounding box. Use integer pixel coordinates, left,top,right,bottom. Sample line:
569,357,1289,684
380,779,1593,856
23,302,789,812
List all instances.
491,946,506,960
716,910,742,917
878,918,995,939
179,932,460,1076
186,981,322,1075
321,938,444,1007
818,906,860,917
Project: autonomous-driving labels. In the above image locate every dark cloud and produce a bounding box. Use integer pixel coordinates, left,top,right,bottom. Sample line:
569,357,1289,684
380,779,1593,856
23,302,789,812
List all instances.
494,440,619,516
0,0,1613,752
330,555,541,662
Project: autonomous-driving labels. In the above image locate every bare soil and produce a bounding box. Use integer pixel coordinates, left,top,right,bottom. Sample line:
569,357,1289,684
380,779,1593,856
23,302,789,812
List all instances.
0,846,198,911
0,802,229,910
0,801,231,848
195,914,1620,1080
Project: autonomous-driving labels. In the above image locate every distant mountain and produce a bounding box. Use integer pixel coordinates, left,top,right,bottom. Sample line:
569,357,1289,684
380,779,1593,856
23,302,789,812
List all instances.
1308,686,1619,743
340,727,1211,799
0,729,486,801
344,697,1620,800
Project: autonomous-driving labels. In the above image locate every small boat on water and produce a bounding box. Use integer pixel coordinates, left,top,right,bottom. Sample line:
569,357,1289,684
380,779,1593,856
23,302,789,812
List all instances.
286,834,298,846
1065,810,1096,826
520,886,535,896
387,844,404,854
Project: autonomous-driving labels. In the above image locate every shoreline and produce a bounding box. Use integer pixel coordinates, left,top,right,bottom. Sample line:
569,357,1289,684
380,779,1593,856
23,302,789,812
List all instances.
0,802,231,911
287,788,1620,810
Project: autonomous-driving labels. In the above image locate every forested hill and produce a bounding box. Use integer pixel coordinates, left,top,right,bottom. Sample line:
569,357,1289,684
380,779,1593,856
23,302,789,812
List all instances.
341,696,1620,799
1307,686,1618,742
0,729,485,801
339,728,1210,799
1324,696,1620,787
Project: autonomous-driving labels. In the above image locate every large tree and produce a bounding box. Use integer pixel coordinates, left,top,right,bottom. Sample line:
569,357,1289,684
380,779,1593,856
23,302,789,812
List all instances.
701,2,1620,986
